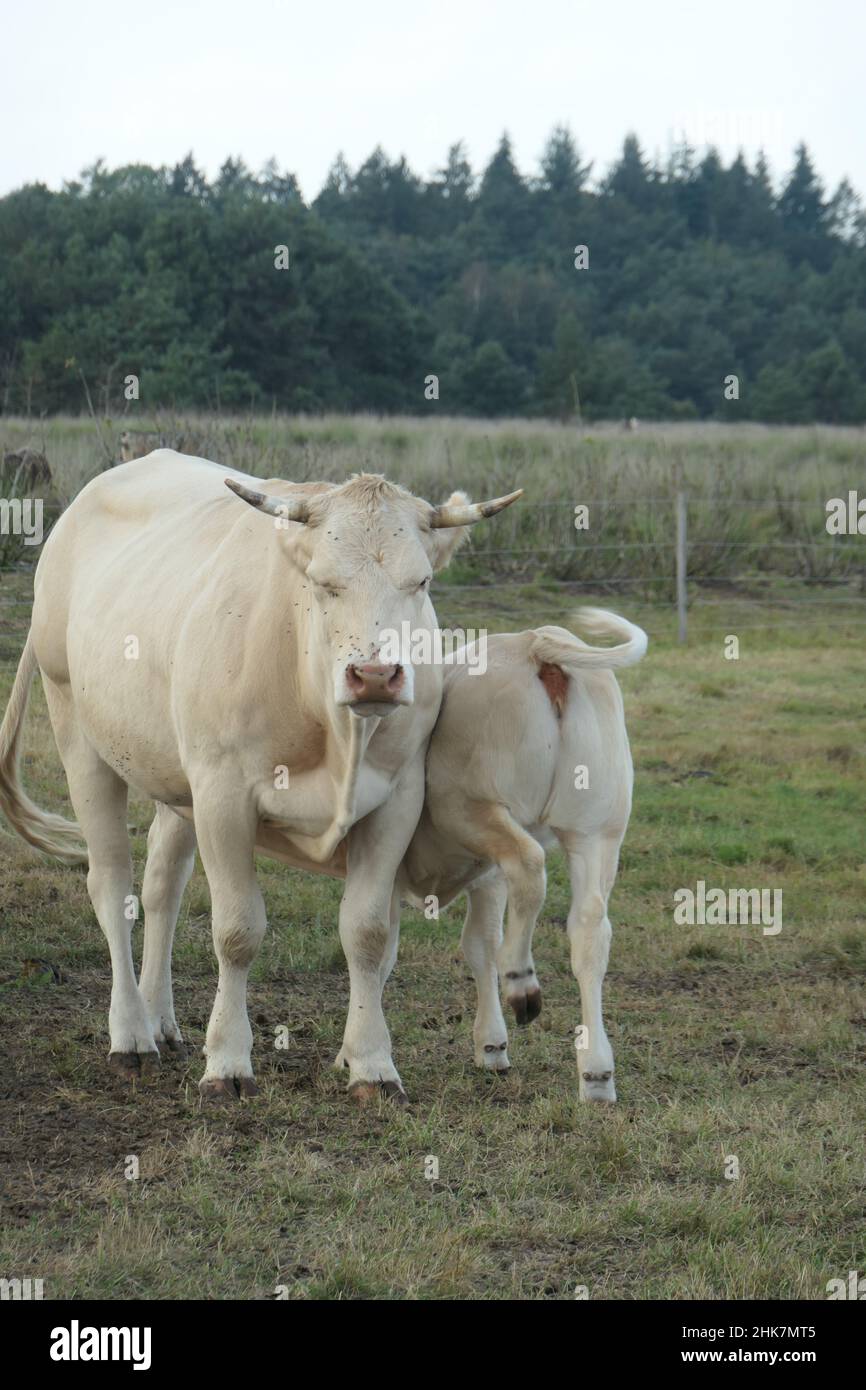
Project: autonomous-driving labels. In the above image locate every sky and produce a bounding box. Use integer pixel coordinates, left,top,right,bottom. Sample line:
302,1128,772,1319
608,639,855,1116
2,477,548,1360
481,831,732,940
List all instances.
3,0,864,202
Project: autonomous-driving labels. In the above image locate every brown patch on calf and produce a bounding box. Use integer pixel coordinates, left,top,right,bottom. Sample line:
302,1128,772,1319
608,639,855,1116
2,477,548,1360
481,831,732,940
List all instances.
538,662,569,716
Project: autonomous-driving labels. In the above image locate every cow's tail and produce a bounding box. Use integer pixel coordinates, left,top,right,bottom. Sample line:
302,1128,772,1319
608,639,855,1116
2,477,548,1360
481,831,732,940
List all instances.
530,607,648,672
0,632,88,866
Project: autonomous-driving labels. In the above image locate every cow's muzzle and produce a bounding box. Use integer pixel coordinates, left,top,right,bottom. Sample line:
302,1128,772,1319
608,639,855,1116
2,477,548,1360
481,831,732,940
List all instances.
344,662,407,714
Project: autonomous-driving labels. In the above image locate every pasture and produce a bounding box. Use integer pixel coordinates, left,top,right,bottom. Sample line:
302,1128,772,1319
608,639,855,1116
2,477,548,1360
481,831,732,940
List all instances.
0,417,864,1300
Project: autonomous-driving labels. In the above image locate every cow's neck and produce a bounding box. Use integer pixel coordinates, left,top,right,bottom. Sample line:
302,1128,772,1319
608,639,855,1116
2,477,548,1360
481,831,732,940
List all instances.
271,586,380,863
280,705,377,863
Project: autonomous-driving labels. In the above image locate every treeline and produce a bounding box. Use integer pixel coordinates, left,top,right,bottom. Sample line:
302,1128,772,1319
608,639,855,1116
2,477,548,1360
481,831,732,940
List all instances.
2,132,865,420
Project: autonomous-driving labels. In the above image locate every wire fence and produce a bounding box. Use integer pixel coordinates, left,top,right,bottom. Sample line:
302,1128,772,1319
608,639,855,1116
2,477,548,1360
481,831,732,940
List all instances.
1,492,863,644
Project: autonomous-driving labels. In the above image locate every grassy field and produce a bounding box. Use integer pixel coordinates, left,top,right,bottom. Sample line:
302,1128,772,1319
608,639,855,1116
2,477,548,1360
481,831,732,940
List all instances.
1,420,865,1300
2,412,865,586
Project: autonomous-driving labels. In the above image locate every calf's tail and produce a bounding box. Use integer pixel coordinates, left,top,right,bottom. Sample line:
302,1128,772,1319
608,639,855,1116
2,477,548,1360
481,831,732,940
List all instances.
531,607,648,672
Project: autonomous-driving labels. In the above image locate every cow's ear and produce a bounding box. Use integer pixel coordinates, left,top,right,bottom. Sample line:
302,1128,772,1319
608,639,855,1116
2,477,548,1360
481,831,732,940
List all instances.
428,492,471,571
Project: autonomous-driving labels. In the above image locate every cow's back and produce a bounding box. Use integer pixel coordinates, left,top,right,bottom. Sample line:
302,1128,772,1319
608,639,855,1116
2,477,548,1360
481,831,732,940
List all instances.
28,450,312,806
32,452,267,684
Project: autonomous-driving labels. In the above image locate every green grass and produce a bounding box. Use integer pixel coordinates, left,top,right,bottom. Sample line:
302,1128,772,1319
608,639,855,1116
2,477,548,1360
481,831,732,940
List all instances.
1,548,864,1298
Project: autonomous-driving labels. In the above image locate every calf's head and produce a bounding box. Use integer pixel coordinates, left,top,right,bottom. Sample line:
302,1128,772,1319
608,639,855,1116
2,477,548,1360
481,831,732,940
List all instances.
226,473,521,716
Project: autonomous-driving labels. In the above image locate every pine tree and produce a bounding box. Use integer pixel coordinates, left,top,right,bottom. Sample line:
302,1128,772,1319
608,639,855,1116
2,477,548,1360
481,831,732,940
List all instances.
605,134,654,211
313,154,353,222
475,134,534,257
778,143,831,265
539,125,592,197
427,142,475,233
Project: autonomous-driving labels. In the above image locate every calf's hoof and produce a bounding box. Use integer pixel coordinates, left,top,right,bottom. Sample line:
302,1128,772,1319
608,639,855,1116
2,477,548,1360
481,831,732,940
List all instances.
348,1079,409,1108
199,1075,259,1101
157,1037,189,1062
109,1050,160,1080
580,1070,617,1104
508,987,542,1026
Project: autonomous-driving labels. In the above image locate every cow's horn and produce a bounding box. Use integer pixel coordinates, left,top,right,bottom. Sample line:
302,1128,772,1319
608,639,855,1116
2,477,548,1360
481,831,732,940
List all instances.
225,477,310,523
430,489,523,528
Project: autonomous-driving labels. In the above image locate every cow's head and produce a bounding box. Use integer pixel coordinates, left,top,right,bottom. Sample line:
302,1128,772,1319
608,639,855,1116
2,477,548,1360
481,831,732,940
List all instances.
226,473,521,717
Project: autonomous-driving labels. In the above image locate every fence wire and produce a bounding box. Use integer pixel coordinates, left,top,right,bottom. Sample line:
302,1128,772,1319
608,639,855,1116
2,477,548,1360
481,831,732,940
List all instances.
1,493,863,645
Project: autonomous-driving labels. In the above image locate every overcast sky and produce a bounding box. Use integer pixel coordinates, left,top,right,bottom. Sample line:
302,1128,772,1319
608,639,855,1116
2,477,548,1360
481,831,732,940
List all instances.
4,0,863,201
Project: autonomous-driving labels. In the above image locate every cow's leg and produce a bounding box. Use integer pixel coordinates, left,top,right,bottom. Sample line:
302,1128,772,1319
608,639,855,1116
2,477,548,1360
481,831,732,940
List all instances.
334,885,401,1073
379,885,402,990
193,791,265,1100
558,831,619,1103
139,804,197,1055
336,761,424,1105
44,683,156,1075
461,875,511,1070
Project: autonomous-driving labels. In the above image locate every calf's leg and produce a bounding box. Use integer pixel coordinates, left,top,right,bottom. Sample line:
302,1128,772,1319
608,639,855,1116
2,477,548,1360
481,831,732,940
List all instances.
451,804,545,1026
461,875,511,1070
557,830,620,1103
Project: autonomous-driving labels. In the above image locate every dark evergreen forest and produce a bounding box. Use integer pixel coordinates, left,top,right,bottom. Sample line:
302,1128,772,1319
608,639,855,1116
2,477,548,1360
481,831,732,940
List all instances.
2,130,864,421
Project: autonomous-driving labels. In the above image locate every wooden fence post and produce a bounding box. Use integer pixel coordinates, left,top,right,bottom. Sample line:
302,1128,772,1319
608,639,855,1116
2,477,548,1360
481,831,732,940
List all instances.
675,467,687,644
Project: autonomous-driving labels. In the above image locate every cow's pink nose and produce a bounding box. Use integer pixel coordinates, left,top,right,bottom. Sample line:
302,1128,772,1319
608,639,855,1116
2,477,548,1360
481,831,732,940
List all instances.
346,662,404,701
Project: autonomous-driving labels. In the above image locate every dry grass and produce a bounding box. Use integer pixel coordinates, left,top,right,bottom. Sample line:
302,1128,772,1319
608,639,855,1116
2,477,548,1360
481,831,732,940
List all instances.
2,414,865,587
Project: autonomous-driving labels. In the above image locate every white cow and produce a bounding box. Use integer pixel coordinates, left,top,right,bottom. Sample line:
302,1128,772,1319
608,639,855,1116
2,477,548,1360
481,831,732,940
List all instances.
0,451,520,1103
398,609,647,1102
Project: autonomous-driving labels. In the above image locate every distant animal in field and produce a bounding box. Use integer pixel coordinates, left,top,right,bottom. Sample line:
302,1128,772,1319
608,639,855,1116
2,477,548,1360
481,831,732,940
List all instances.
119,430,163,462
399,608,647,1103
2,448,52,490
622,417,639,432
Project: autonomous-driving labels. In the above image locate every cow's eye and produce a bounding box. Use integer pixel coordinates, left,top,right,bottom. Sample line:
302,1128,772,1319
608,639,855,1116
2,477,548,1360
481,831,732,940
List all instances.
418,577,431,591
312,579,343,599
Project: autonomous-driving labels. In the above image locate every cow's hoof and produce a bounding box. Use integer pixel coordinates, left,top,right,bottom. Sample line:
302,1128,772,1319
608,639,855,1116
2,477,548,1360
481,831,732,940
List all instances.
580,1070,616,1104
348,1079,409,1108
109,1050,160,1080
199,1075,258,1101
508,987,542,1026
478,1041,511,1072
158,1037,189,1061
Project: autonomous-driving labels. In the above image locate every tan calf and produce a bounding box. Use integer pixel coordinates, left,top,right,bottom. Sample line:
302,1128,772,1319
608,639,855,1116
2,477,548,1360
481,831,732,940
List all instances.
399,609,647,1102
